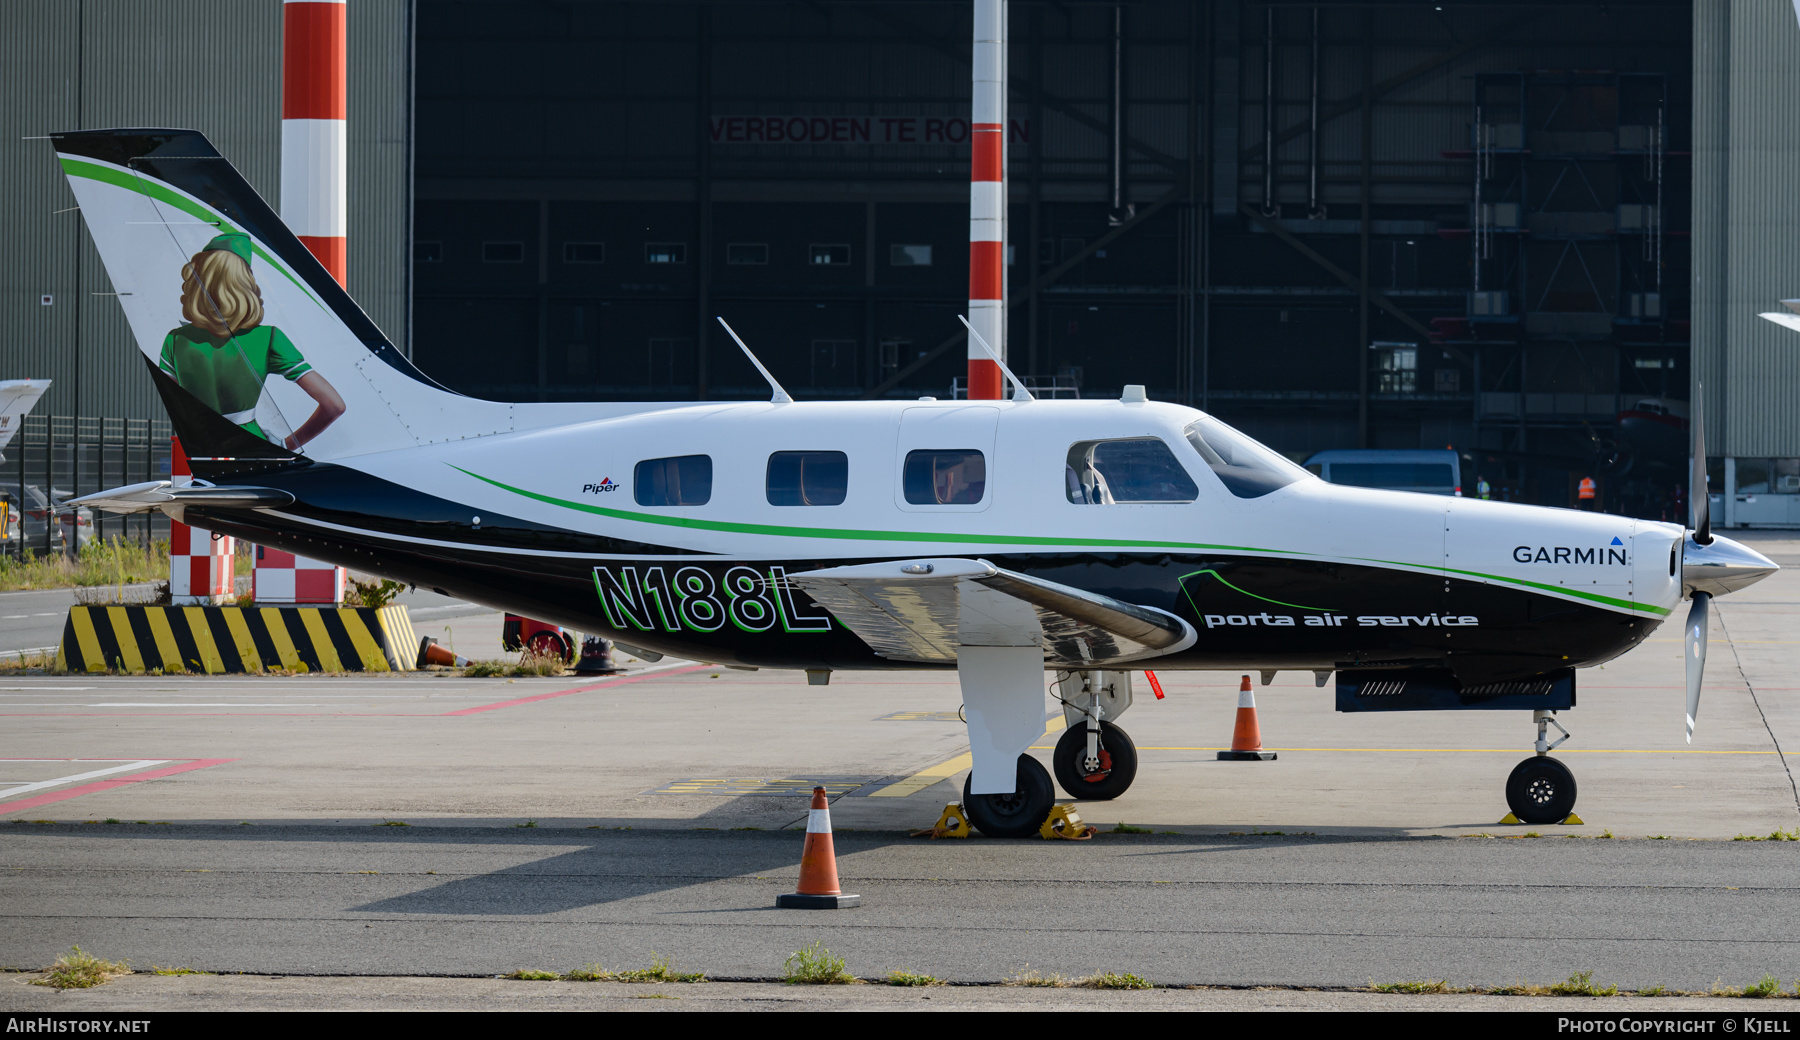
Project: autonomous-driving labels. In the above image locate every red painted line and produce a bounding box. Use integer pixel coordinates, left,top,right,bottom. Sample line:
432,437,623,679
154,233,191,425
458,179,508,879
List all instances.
0,759,236,815
440,664,711,716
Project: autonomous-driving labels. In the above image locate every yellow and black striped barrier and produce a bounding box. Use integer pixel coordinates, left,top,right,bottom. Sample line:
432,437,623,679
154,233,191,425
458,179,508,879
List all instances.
56,604,418,675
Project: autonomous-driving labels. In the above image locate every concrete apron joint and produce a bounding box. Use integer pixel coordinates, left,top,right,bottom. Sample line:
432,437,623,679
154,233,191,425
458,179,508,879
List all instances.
1718,605,1800,817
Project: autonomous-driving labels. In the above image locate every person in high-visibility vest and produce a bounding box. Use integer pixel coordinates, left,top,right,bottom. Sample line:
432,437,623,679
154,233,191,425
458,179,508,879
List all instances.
1577,475,1597,509
1477,479,1491,500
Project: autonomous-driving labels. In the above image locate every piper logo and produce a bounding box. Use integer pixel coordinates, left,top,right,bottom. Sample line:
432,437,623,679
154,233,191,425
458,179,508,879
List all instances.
583,478,621,494
1514,537,1629,565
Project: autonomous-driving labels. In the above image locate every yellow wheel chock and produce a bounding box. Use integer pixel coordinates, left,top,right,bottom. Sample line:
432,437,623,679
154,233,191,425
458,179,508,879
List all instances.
911,803,972,839
1039,804,1097,840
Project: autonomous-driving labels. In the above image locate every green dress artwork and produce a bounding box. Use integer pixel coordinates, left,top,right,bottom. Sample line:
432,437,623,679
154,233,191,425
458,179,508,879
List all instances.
160,232,345,450
158,323,313,441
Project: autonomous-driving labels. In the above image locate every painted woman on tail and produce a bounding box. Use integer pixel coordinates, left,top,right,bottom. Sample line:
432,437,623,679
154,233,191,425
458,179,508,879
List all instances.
159,232,345,450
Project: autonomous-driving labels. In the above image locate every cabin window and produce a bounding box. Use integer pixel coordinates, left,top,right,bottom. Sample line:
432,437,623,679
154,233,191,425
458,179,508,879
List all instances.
903,449,986,505
1182,417,1308,499
634,455,712,506
767,451,849,506
1065,439,1198,504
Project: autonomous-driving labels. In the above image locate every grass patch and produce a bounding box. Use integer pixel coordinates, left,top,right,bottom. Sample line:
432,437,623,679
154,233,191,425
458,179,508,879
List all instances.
1742,975,1783,998
32,947,130,989
1637,985,1666,996
507,651,566,677
514,820,538,828
1079,971,1153,990
1550,970,1618,997
1489,981,1552,996
375,820,410,827
784,941,857,984
1733,829,1800,842
0,538,169,592
637,993,678,999
0,649,59,674
1006,969,1067,987
885,968,942,987
1110,823,1152,834
504,969,560,981
1370,980,1452,994
343,577,406,609
462,660,508,678
614,953,704,983
149,967,212,976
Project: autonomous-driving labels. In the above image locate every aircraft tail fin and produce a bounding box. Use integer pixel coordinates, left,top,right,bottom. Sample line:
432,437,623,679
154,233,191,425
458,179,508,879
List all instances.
0,379,51,458
50,129,500,464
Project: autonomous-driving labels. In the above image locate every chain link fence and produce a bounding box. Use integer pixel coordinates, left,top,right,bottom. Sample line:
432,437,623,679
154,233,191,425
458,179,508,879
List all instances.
4,414,173,559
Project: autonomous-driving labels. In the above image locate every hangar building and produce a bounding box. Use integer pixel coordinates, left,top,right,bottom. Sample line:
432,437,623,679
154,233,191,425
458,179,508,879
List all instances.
4,1,1799,521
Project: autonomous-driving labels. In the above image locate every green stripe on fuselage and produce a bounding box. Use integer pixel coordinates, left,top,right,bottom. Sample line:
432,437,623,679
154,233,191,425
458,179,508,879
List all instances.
450,464,1673,618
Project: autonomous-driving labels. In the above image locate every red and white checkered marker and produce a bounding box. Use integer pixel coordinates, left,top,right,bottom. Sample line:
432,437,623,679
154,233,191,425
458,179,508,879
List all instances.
168,439,234,605
253,546,345,605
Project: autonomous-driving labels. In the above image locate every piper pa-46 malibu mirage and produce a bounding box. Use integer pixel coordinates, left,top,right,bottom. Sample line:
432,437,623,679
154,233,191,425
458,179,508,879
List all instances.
55,128,1777,837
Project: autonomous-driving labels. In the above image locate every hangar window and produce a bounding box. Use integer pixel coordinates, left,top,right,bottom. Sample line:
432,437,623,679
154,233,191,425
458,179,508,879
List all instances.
481,241,524,264
903,449,985,505
1183,417,1309,499
726,243,768,265
809,243,851,266
766,451,848,506
634,455,712,507
645,243,687,264
563,242,605,264
414,241,442,263
889,244,932,266
1065,439,1198,504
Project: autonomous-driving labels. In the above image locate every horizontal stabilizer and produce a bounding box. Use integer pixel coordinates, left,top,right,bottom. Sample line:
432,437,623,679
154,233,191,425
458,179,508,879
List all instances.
788,557,1193,666
69,480,294,515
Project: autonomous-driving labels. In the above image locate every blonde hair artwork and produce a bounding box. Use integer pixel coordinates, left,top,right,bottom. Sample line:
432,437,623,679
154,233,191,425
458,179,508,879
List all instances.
180,248,264,336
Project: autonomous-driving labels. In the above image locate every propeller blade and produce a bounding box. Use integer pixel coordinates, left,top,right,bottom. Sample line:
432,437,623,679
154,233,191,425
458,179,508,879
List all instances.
1691,379,1711,545
1684,591,1710,744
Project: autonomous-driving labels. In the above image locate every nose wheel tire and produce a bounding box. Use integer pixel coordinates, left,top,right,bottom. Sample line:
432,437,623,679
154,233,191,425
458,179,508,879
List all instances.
962,755,1056,839
1505,756,1577,825
1051,721,1138,800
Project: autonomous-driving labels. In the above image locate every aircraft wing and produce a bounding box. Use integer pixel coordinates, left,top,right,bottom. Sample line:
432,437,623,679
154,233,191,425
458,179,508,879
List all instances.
68,480,295,514
787,558,1194,666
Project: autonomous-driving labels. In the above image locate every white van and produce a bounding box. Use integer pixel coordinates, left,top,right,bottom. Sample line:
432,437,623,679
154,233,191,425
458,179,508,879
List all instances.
1302,449,1463,496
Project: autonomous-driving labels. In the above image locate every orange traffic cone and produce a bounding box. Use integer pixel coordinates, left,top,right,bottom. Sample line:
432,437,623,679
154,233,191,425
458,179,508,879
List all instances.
1217,674,1277,761
416,636,470,669
776,786,861,909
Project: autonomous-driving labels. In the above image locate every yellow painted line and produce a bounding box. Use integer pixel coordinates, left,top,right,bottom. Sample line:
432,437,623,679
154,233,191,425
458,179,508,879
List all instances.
337,610,390,672
182,607,225,674
105,607,145,673
69,608,104,673
871,718,1069,798
143,608,182,670
868,752,973,797
299,609,344,672
220,608,264,673
260,608,305,672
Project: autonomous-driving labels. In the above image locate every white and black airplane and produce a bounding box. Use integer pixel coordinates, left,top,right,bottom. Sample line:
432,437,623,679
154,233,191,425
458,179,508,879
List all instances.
56,128,1776,836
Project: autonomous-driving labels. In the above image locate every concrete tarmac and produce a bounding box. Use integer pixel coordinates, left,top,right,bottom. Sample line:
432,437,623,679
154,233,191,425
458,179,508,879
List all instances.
1,540,1798,999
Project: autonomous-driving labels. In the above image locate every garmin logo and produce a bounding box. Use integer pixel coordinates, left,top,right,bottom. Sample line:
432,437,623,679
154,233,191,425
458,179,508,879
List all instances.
1514,544,1629,565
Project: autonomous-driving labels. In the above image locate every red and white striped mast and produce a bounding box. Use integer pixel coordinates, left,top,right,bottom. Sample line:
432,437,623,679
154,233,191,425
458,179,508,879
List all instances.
967,0,1007,400
281,0,348,286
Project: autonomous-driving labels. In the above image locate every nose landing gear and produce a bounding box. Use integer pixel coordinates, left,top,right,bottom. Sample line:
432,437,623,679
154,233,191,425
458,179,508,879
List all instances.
1050,670,1140,800
1504,710,1578,824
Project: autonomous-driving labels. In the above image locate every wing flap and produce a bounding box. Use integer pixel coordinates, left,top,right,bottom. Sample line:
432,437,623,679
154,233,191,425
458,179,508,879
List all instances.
788,558,1194,665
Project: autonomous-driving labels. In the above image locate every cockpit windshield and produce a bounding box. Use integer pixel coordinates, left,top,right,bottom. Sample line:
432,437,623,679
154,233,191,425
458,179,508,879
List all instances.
1182,416,1310,499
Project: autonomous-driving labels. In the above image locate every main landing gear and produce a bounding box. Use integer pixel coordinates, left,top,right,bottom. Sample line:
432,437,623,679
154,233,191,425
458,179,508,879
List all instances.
962,755,1056,839
1049,671,1140,801
1504,710,1578,825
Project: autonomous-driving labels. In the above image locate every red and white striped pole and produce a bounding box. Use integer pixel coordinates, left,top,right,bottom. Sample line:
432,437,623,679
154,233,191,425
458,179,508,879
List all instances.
968,0,1007,400
281,0,347,286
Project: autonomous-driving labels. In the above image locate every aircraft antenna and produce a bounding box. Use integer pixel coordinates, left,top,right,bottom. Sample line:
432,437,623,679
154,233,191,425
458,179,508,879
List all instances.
956,315,1035,401
716,317,793,404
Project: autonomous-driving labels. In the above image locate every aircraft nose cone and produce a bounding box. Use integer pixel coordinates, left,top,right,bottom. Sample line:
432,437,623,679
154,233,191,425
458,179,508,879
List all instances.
1683,534,1779,597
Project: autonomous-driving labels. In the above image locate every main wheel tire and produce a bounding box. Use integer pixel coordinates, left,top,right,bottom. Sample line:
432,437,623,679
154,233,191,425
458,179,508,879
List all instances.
1052,721,1139,800
527,631,569,663
962,755,1056,839
1505,756,1577,825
